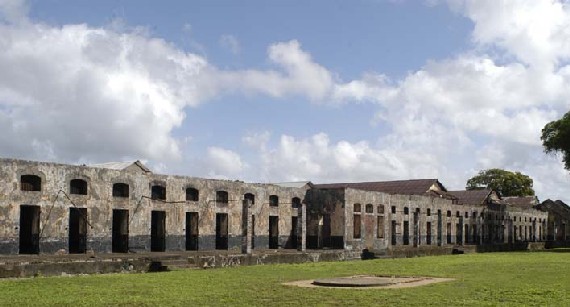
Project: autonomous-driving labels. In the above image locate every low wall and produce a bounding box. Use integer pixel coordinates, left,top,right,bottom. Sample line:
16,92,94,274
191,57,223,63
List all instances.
0,250,362,279
387,242,546,258
0,258,149,278
190,250,361,268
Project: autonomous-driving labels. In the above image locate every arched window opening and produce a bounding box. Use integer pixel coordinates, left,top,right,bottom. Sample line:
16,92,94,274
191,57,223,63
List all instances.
377,204,385,214
216,190,229,204
186,187,199,201
292,197,301,208
151,185,166,200
244,193,255,205
70,179,88,195
365,204,374,213
269,195,279,207
21,175,41,191
354,203,361,213
112,183,129,198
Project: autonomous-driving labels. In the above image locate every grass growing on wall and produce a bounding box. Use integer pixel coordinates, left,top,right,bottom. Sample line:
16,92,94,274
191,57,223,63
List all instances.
1,251,569,306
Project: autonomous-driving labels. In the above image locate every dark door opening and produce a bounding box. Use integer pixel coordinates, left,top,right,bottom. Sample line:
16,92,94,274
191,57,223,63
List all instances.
322,214,331,248
437,211,442,246
112,209,129,253
251,215,255,249
185,212,199,250
413,211,419,247
269,216,279,249
151,211,166,252
19,205,40,254
403,221,410,245
426,222,432,245
216,213,228,250
287,216,298,249
391,220,397,245
69,208,87,254
457,217,463,245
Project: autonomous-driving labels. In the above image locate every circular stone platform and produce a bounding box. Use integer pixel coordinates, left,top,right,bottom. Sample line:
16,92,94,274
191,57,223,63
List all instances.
312,276,422,287
283,275,454,289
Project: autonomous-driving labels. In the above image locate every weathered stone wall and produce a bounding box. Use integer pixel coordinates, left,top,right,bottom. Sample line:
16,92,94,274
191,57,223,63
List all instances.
0,158,552,256
341,188,548,253
0,158,307,254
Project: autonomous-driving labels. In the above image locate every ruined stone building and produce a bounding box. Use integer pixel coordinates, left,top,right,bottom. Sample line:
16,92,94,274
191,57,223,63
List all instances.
537,199,570,244
0,157,564,256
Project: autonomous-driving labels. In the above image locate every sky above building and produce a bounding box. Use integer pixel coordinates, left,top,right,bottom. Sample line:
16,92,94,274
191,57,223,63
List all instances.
1,0,570,202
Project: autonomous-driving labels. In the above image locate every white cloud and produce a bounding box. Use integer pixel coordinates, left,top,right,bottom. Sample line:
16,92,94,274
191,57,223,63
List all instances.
0,10,336,163
205,147,245,178
219,34,240,55
251,133,445,183
0,21,208,162
447,0,570,69
1,0,570,204
0,0,28,23
242,131,271,151
199,40,335,102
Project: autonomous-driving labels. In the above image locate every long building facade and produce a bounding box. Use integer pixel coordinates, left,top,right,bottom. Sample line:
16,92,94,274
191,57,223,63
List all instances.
0,158,564,255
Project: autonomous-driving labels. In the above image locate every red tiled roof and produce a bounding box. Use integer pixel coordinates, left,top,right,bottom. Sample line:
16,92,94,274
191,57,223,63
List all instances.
448,189,491,205
313,179,443,196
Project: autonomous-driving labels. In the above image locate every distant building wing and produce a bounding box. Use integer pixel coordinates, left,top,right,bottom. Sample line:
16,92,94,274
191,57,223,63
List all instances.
313,179,453,198
503,196,539,209
448,189,493,205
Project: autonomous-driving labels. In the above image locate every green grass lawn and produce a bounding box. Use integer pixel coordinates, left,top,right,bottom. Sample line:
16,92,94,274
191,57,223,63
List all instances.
1,251,569,306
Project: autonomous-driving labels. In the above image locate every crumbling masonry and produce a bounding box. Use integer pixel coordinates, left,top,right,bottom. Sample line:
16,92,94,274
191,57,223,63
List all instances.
0,157,567,256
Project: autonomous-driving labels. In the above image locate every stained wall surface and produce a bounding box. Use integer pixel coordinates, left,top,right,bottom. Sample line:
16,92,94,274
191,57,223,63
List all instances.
0,158,551,255
0,158,307,254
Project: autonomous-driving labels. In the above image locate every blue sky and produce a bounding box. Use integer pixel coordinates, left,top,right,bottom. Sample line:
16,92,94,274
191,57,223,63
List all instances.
1,0,570,202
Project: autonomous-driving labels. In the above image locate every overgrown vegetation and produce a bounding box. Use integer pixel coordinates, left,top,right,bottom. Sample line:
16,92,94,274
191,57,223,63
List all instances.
542,110,570,170
466,168,535,196
1,252,569,306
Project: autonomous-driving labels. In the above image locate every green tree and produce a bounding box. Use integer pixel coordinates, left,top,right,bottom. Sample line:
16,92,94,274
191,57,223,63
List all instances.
466,168,534,197
542,111,570,170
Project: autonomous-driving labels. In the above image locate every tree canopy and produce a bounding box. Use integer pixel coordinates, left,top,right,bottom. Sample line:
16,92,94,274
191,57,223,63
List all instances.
466,168,534,197
542,111,570,170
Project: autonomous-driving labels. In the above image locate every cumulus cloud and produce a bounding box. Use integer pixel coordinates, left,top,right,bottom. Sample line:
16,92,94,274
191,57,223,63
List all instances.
0,0,28,23
0,21,208,162
247,133,445,183
198,40,335,101
219,34,240,55
447,0,570,69
204,147,245,178
0,6,336,163
1,0,570,203
235,0,570,202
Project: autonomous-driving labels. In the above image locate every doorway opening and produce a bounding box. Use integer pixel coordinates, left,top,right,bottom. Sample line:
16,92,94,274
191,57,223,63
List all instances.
19,205,40,254
251,215,255,249
186,212,199,250
151,211,166,252
216,213,228,250
287,216,299,249
69,208,87,254
269,216,279,249
112,209,129,253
